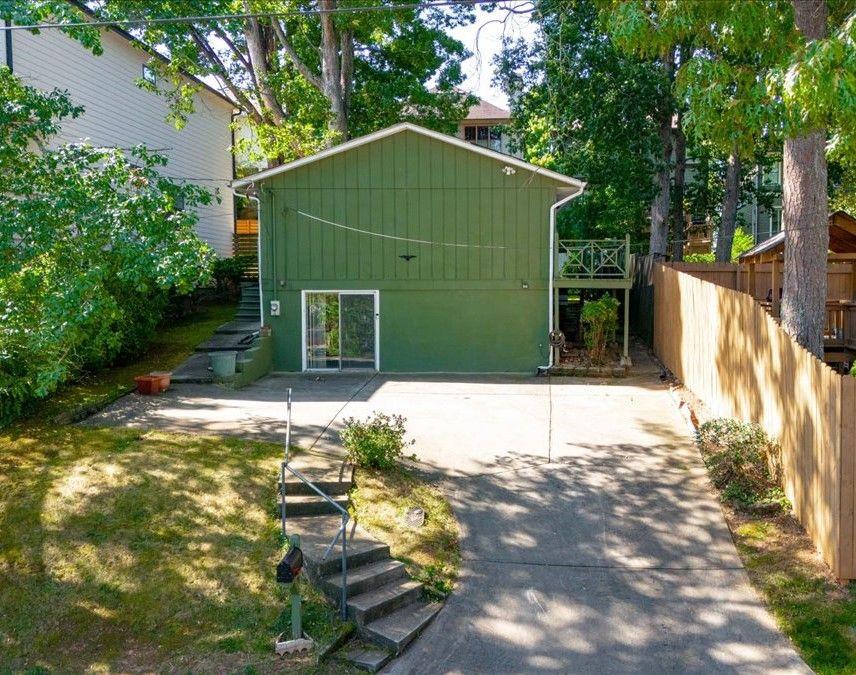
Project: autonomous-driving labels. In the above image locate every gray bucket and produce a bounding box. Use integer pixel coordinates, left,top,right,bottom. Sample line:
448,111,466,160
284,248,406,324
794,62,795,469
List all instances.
210,350,237,378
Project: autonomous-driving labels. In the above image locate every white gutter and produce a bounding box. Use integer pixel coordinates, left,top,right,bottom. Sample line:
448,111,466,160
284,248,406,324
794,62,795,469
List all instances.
541,184,587,372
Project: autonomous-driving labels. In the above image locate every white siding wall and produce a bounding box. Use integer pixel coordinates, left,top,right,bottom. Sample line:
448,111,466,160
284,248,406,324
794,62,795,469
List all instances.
11,27,236,257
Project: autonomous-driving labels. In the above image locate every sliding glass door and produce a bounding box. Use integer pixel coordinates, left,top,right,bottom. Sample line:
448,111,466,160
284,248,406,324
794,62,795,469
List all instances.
304,291,377,371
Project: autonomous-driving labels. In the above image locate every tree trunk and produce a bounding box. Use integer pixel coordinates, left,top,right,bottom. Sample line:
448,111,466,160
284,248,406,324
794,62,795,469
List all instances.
781,0,829,359
716,149,741,262
319,0,348,140
649,47,675,258
670,115,686,261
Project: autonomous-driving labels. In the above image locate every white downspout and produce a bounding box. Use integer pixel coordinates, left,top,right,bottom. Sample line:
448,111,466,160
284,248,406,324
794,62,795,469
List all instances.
244,186,264,327
542,184,586,371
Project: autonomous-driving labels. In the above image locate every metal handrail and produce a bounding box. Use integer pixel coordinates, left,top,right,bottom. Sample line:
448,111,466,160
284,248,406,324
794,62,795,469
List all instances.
280,388,349,619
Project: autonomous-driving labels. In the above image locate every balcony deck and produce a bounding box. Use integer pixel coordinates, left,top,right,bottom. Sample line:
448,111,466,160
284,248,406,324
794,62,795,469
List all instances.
554,236,634,289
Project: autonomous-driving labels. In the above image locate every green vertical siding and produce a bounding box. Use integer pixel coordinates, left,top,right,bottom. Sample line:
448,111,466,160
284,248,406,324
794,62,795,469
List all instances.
258,128,568,372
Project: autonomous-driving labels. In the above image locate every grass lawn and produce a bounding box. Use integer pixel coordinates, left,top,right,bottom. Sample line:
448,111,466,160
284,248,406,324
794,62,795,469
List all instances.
350,467,460,598
0,427,291,671
729,510,856,674
0,301,350,672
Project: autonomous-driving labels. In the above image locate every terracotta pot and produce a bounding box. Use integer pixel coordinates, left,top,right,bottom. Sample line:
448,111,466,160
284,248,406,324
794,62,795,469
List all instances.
134,375,162,395
149,371,171,391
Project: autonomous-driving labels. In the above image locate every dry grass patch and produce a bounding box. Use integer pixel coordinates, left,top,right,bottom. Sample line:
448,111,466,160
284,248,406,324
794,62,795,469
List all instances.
349,467,459,597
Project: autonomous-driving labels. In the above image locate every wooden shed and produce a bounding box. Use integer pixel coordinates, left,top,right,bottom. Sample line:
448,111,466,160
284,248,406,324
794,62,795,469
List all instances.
738,210,856,362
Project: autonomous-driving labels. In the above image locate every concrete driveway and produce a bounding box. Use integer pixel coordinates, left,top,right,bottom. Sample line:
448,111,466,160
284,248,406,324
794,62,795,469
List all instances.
88,357,808,674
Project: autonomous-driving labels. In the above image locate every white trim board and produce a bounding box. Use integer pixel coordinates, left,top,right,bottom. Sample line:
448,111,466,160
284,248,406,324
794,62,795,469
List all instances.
232,122,586,190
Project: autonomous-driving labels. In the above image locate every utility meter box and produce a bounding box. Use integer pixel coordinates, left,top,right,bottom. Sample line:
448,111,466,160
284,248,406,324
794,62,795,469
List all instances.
269,300,281,317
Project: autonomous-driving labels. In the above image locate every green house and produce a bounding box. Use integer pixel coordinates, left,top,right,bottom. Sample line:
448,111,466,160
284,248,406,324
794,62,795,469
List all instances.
232,123,589,373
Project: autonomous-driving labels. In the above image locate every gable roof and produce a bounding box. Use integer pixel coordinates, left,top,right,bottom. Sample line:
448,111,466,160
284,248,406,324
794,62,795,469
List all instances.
68,1,235,108
739,210,856,262
464,98,511,122
232,122,586,190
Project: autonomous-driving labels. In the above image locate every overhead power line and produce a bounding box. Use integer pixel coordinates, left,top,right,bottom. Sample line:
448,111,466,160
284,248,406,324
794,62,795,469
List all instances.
0,0,519,32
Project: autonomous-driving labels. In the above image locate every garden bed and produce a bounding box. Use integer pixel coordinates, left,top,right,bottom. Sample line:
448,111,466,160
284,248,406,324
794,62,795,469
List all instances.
550,345,629,377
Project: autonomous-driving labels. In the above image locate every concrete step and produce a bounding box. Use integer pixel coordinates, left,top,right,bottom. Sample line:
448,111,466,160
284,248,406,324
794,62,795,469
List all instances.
347,578,423,624
341,643,393,672
280,478,353,496
195,333,257,352
288,515,390,578
215,320,260,335
170,353,214,383
282,494,349,517
235,312,259,321
362,601,442,655
323,559,407,598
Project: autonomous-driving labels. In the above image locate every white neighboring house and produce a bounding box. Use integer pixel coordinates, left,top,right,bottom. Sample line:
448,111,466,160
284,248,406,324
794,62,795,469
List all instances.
5,13,237,258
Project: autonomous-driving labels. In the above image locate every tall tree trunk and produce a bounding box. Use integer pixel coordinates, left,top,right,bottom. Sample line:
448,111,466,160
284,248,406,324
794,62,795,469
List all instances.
319,0,348,140
649,47,675,257
716,148,741,262
781,0,829,359
671,114,687,261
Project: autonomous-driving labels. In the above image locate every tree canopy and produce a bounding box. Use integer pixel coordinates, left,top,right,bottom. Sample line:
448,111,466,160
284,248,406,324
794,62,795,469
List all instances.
495,0,663,241
9,1,477,162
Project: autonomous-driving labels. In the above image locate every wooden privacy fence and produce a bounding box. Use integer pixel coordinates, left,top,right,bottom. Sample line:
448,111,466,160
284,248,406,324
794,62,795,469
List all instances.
669,261,855,302
653,264,856,579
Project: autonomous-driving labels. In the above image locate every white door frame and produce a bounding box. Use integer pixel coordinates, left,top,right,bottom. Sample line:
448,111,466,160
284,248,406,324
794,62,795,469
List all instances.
301,289,380,372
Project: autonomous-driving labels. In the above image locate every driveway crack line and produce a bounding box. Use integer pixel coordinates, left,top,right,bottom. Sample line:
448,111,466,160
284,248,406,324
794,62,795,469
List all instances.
307,372,378,452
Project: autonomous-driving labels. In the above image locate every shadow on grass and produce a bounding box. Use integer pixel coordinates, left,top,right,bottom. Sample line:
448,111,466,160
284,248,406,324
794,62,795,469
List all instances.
0,425,293,671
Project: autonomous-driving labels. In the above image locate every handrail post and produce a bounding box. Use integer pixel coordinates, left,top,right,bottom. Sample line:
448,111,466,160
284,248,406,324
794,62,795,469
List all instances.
341,514,348,620
284,387,292,464
281,461,287,537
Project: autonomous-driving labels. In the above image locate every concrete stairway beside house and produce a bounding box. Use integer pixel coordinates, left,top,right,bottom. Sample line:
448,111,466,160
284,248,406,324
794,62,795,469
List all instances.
171,283,262,383
282,466,442,672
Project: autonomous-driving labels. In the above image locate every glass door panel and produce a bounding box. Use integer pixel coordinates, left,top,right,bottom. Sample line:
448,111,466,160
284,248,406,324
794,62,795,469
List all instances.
341,293,376,370
306,292,340,369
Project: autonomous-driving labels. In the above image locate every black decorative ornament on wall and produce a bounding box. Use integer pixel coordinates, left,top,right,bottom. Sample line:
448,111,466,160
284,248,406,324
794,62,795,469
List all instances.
399,254,417,261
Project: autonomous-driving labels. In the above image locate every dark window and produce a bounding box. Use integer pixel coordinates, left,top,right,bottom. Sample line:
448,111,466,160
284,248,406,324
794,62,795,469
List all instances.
464,126,475,141
477,126,489,140
142,64,156,85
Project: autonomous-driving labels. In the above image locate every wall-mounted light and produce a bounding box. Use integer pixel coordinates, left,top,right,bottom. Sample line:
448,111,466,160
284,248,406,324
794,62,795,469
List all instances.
521,280,530,289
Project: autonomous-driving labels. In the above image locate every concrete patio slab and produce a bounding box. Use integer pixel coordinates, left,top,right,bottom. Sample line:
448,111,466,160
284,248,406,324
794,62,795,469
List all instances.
85,351,809,673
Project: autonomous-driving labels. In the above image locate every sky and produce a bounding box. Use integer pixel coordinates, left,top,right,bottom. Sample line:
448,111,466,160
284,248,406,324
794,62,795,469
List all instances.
446,5,537,109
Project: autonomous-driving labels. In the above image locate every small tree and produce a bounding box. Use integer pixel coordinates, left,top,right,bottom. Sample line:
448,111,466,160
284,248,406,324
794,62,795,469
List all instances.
581,294,620,364
0,68,214,423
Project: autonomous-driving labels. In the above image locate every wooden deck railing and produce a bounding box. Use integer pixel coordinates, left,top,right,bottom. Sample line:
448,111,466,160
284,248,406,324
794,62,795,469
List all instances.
556,236,631,279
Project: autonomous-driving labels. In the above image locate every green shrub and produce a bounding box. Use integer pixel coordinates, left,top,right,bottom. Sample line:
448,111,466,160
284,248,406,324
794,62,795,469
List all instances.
340,412,413,470
580,294,620,363
0,70,212,426
696,418,790,511
212,255,255,293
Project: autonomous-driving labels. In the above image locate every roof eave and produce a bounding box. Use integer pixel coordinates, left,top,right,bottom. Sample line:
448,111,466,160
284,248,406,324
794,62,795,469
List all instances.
232,122,585,190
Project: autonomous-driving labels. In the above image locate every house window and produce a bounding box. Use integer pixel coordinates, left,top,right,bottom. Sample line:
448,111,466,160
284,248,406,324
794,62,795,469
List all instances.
463,125,503,151
142,64,157,85
771,206,782,234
